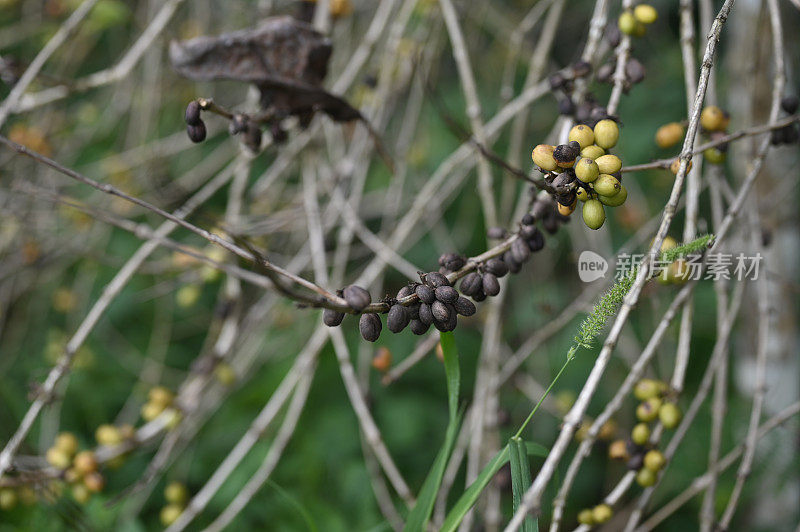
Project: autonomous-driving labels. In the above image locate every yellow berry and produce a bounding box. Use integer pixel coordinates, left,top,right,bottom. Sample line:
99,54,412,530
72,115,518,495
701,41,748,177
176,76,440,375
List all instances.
592,503,613,524
46,447,72,469
703,147,726,164
655,122,684,148
95,424,123,447
636,397,662,422
636,466,658,487
670,158,693,175
595,154,622,175
0,488,18,511
700,105,728,132
330,0,353,18
531,144,558,171
594,119,620,149
165,481,189,505
644,450,666,471
73,451,97,475
214,362,237,386
71,483,91,504
557,200,576,216
633,379,665,401
609,439,629,460
598,419,618,441
581,145,605,159
632,423,651,445
577,509,595,526
160,504,184,526
633,4,657,24
576,187,590,202
593,174,621,197
54,432,79,456
618,10,638,35
659,403,682,429
575,158,600,182
141,401,165,422
148,386,174,408
582,199,606,230
568,125,595,149
176,284,201,308
598,185,627,207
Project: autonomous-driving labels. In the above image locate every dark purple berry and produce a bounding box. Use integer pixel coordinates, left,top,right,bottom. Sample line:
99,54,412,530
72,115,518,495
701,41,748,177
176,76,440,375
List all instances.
425,271,450,287
484,258,508,277
185,101,201,126
460,272,482,296
323,308,345,327
780,95,799,114
419,303,433,325
431,300,450,323
343,285,371,311
454,296,476,316
415,284,436,305
409,319,429,335
187,121,207,143
359,313,382,342
482,273,500,296
434,285,459,304
387,304,410,333
487,227,508,239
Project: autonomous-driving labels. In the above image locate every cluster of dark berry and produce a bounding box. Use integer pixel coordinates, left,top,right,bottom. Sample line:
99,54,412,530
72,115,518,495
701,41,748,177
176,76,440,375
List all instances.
595,56,646,91
771,95,799,145
184,100,278,151
321,198,561,342
547,61,594,118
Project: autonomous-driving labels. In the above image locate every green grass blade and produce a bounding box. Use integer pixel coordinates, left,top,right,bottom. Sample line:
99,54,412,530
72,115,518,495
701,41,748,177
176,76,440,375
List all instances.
509,437,525,515
513,438,537,532
402,332,461,531
525,441,549,458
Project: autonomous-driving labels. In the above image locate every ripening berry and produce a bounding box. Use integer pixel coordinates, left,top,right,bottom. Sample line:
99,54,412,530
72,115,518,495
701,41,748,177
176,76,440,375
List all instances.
633,4,658,24
576,187,590,201
655,122,684,148
636,397,662,422
568,125,595,149
71,483,91,504
557,199,576,216
575,158,600,182
214,362,237,386
609,439,629,460
595,154,622,174
581,145,605,160
371,346,392,372
577,509,595,526
633,379,665,401
593,174,621,197
160,504,184,526
592,503,613,524
618,10,638,35
73,451,98,475
632,423,650,445
703,147,726,164
46,447,72,469
165,481,189,505
598,185,627,207
644,450,666,471
599,419,618,441
659,402,682,429
700,105,728,132
670,158,693,175
594,119,620,149
84,472,105,493
0,488,18,511
636,466,658,487
149,386,174,408
531,144,558,171
55,432,79,456
95,424,123,447
582,199,606,230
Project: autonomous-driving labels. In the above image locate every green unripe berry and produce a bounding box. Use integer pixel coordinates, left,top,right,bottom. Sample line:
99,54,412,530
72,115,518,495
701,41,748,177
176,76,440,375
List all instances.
593,174,621,197
634,4,658,24
659,402,682,429
598,185,627,207
165,482,189,505
636,466,658,487
214,362,237,386
592,503,613,524
632,423,650,445
703,147,726,164
568,124,595,149
581,145,605,159
0,488,17,511
160,504,184,526
644,450,666,471
618,11,638,35
575,158,600,182
582,199,606,230
532,144,558,171
71,483,91,504
636,397,662,422
594,119,620,149
577,508,595,526
633,379,665,401
595,154,622,174
576,187,590,202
